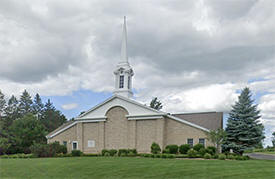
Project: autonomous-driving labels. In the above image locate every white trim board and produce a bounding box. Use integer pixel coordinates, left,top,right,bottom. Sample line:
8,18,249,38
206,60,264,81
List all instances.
46,119,106,139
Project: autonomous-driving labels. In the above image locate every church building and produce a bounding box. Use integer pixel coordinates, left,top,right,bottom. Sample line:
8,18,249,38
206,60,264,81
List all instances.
46,17,223,153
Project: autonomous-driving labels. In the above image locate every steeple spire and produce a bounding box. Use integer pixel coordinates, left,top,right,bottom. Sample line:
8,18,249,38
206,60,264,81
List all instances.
113,16,134,98
120,16,128,64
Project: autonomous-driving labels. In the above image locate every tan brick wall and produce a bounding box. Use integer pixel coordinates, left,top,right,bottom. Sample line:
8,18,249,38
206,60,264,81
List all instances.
48,107,214,154
47,124,77,153
104,106,129,149
164,117,212,147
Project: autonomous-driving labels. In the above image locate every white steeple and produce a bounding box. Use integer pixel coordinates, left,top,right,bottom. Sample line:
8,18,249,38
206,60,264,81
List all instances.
113,16,134,98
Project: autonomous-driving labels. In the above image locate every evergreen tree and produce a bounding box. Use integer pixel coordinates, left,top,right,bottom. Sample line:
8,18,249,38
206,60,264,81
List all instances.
32,93,44,116
40,99,67,132
272,132,275,147
224,87,264,155
3,95,19,129
18,90,33,116
150,97,163,110
0,90,6,119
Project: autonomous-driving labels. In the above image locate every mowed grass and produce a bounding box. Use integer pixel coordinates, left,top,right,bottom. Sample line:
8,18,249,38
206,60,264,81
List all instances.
1,157,275,179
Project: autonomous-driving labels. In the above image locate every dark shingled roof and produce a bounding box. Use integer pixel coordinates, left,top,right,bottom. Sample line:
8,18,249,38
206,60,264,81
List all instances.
46,120,75,138
172,112,223,130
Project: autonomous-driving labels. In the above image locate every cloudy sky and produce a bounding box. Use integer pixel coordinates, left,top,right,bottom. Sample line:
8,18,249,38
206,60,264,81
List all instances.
0,0,274,145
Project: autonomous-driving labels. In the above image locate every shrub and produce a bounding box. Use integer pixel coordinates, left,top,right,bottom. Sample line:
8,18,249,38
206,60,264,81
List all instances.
49,142,67,154
167,154,175,159
175,154,188,158
226,154,235,160
71,150,82,157
128,149,137,155
83,153,98,157
212,154,219,159
162,149,170,154
206,146,216,155
151,142,161,154
165,145,178,154
120,153,127,157
193,144,204,152
101,149,108,156
199,148,207,156
161,154,168,158
204,153,211,159
218,154,226,160
30,143,55,157
104,152,110,156
109,149,118,156
128,152,136,157
243,155,250,160
179,144,190,154
187,149,197,158
155,154,161,158
118,149,128,156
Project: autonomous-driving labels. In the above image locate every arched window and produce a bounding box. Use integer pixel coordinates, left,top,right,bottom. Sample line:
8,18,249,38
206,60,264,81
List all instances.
119,75,124,88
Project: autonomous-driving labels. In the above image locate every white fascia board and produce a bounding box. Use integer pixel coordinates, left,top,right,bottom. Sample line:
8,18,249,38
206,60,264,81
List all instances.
47,119,106,139
167,115,210,132
75,116,107,120
128,116,163,120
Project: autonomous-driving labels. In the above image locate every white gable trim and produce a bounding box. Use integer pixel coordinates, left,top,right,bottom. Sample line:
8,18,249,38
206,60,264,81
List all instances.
77,95,166,119
128,115,163,120
167,115,210,132
46,119,106,139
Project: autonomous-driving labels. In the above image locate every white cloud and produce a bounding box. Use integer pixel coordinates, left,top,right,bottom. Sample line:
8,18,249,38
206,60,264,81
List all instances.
61,103,78,110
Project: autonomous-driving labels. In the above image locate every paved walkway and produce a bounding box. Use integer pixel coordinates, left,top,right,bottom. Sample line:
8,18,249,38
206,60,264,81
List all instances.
245,153,275,160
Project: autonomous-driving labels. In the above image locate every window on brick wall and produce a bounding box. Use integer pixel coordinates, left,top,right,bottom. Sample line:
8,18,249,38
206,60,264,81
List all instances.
63,141,67,147
187,138,193,147
72,141,78,150
199,138,205,147
88,140,95,148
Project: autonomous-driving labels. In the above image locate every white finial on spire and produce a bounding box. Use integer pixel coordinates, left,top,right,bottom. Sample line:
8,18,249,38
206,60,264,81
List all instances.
120,16,128,64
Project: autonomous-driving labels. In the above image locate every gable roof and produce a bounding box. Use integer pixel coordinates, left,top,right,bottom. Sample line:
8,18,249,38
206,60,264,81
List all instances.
76,94,166,120
172,112,223,130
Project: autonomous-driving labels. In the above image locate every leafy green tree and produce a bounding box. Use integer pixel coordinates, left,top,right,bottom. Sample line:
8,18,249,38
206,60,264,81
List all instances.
18,90,33,116
150,97,163,110
224,87,264,155
0,90,6,120
272,132,275,147
40,99,67,132
205,129,226,154
9,113,46,153
32,93,44,116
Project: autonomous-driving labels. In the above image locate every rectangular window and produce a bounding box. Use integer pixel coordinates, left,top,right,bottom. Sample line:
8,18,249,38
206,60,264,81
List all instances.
119,75,124,88
128,76,131,89
63,141,67,147
187,138,193,147
199,138,205,147
88,140,95,148
72,141,78,150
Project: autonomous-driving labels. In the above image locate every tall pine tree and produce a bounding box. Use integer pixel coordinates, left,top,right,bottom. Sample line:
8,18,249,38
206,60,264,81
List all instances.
32,93,44,115
0,90,6,120
18,90,33,116
3,95,19,129
224,87,264,154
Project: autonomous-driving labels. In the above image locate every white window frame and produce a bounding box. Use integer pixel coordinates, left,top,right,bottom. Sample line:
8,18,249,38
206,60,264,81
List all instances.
72,141,78,150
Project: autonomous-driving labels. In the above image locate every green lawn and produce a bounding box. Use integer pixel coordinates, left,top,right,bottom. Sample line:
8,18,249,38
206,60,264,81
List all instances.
1,157,274,179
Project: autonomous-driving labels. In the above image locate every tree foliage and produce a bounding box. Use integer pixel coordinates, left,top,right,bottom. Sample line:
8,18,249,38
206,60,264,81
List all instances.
150,97,163,110
205,129,226,154
224,87,265,154
272,132,275,147
0,89,67,154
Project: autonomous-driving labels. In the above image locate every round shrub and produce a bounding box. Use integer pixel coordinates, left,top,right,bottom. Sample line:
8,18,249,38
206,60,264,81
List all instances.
179,144,190,154
193,144,204,152
167,154,175,159
212,154,219,159
120,153,127,157
162,149,170,154
156,154,161,158
165,145,178,154
151,142,161,154
206,146,216,155
101,149,108,156
187,149,197,158
161,154,168,158
118,149,128,156
204,153,211,159
218,154,226,160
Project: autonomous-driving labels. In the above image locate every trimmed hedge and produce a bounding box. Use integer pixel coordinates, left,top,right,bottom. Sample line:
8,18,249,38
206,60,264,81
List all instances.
193,144,204,152
165,145,178,154
179,144,190,154
71,150,82,156
1,153,34,159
